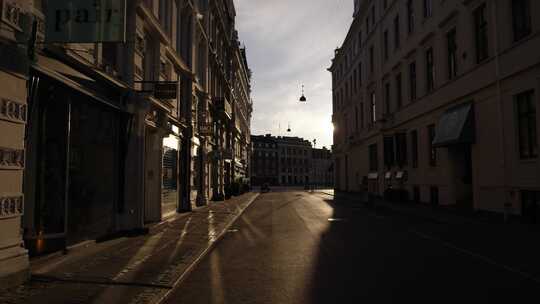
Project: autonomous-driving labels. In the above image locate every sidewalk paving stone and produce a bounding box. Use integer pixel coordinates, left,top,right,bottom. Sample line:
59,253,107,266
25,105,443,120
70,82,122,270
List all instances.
0,192,259,304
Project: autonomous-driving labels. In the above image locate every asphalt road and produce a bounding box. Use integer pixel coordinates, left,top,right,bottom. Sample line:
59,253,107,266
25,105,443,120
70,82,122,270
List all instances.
164,191,538,303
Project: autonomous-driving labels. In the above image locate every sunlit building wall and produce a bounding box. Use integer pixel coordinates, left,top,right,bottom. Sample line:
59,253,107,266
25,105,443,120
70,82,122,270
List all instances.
330,0,539,219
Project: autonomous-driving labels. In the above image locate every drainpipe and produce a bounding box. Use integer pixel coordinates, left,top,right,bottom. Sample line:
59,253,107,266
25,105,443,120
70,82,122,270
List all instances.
491,2,510,218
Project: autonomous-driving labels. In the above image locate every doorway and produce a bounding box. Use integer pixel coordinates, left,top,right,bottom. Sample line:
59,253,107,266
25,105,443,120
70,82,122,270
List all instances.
144,127,162,223
449,144,474,211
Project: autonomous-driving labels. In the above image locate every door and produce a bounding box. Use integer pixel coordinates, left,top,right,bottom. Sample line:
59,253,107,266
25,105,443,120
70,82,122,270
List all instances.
144,127,162,223
30,90,70,255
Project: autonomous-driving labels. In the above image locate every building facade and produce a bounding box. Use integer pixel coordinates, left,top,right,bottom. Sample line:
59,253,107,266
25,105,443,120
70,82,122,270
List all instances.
251,135,279,186
312,147,334,187
330,0,539,220
276,136,313,186
251,135,327,187
0,0,251,288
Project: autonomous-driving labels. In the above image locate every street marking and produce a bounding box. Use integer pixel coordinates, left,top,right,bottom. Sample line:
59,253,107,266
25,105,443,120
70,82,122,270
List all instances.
410,229,540,285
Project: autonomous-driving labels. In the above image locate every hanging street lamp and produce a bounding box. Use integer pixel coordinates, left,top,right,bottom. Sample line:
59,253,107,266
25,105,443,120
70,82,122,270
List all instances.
299,84,307,102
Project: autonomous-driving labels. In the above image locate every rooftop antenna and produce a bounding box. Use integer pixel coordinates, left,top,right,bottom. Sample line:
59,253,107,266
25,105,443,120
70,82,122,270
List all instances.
313,139,317,148
287,122,291,133
299,84,307,102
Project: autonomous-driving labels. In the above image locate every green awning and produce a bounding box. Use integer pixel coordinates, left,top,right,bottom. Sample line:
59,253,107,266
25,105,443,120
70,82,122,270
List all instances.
433,102,474,147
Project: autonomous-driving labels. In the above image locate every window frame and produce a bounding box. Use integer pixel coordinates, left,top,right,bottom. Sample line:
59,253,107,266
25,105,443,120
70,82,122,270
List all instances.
512,0,532,42
447,28,458,80
425,47,435,93
428,124,437,166
407,0,415,34
474,3,489,63
515,90,538,159
411,130,419,168
409,61,417,101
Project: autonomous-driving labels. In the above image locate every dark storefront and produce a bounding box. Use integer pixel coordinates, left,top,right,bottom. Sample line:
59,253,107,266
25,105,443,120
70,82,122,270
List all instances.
24,55,128,256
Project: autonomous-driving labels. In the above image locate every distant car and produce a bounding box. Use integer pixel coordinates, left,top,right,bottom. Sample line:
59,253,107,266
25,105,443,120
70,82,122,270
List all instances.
260,183,270,193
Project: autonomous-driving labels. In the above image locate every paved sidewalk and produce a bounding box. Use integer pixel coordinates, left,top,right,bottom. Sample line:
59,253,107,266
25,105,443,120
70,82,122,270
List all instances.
1,192,259,304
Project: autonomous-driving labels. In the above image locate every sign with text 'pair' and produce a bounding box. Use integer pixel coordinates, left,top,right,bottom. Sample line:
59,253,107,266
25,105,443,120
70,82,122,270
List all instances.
46,0,126,43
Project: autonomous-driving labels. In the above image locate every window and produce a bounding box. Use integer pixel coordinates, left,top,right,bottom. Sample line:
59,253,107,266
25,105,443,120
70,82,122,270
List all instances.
394,15,400,49
474,4,488,63
369,143,378,171
353,68,358,93
355,106,359,132
358,31,362,48
358,62,363,86
423,0,432,18
384,136,395,168
371,6,375,26
409,61,417,101
428,124,437,166
512,0,531,41
395,73,402,109
426,47,435,93
385,82,391,114
360,102,365,128
370,92,377,123
407,0,415,33
516,90,537,159
366,16,370,33
447,28,457,80
384,30,389,60
411,130,418,168
370,46,374,73
395,133,408,167
383,0,388,9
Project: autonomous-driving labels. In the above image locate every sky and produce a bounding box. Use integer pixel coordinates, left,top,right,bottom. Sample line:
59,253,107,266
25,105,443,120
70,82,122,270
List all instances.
234,0,353,149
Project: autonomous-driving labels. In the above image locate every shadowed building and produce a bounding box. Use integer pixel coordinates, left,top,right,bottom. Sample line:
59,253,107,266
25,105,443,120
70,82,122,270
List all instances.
330,0,539,220
0,0,251,288
312,147,334,187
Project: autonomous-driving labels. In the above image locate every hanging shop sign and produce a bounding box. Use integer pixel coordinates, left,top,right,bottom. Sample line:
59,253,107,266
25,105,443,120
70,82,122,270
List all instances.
199,123,214,136
154,82,178,100
45,0,127,43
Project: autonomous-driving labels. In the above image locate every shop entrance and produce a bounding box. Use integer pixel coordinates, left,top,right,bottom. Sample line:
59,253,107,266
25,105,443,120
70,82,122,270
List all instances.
25,75,121,255
162,129,180,218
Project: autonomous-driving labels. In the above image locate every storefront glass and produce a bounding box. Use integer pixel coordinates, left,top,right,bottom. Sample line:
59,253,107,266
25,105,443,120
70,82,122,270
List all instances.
162,127,180,217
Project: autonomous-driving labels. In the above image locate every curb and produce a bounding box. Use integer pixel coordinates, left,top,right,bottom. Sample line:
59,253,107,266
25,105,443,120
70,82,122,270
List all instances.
155,192,260,304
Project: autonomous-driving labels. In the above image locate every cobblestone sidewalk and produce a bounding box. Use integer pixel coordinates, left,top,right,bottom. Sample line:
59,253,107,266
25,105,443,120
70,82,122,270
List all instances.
0,192,259,304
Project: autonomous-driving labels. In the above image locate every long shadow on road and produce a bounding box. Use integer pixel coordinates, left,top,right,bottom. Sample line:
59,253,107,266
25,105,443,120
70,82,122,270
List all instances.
307,194,539,303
